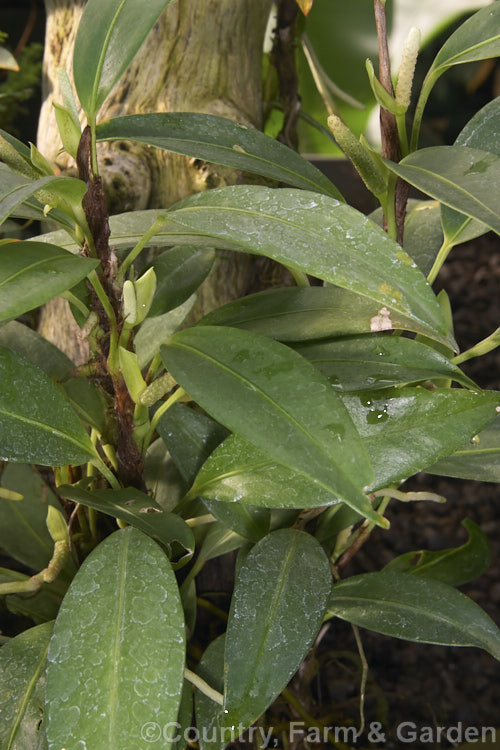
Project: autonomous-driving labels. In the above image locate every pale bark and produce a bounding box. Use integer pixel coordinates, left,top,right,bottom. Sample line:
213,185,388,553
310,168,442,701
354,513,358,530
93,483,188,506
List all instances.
38,0,274,359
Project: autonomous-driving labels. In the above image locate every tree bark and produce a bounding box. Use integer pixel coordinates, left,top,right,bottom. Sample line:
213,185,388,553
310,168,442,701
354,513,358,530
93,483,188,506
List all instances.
38,0,274,359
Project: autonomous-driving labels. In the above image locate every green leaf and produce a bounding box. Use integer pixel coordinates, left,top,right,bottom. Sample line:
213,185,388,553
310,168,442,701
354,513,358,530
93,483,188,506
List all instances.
430,3,500,75
0,321,74,380
0,463,64,571
45,527,185,748
149,246,215,317
371,199,443,277
157,403,229,485
198,285,452,345
426,414,500,482
383,519,491,587
73,0,175,121
0,347,95,466
441,97,500,246
328,571,500,659
170,680,193,750
58,484,195,568
191,433,343,510
293,334,475,391
0,621,53,750
164,186,449,346
134,296,196,368
224,529,332,729
162,326,382,526
195,635,226,750
61,378,107,433
0,166,87,227
384,146,500,236
96,112,343,198
0,241,98,323
144,438,187,511
202,497,270,543
343,387,500,490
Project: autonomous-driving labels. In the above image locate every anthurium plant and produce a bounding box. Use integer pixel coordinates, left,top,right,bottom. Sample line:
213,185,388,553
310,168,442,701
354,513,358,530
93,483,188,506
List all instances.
1,1,500,747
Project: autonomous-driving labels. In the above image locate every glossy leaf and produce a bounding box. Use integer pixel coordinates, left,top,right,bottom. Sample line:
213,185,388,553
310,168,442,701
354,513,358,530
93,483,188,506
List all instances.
0,463,64,571
162,326,382,526
0,166,87,226
58,483,195,568
190,433,342,510
199,285,452,345
0,621,53,750
134,296,196,368
0,348,95,466
328,571,500,659
144,438,187,511
202,497,270,543
430,3,500,75
384,146,500,236
0,321,74,380
164,186,449,346
73,0,175,120
383,519,491,587
157,403,229,484
293,334,475,391
45,528,185,748
343,387,500,490
61,378,107,433
96,112,342,198
427,414,500,482
195,635,226,750
224,529,332,728
441,97,500,246
149,246,215,317
371,200,443,277
0,241,97,322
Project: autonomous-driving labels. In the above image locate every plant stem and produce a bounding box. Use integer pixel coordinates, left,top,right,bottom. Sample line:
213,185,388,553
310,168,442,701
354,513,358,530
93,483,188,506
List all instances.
281,688,351,750
288,267,310,287
184,667,223,705
143,387,187,448
88,270,119,375
118,215,168,282
427,238,453,285
409,72,438,152
351,625,368,738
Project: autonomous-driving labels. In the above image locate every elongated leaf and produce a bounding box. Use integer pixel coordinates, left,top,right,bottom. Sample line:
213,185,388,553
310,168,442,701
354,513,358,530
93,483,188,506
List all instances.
0,347,95,466
144,438,186,511
193,388,500,505
59,483,194,568
149,246,215,317
371,200,443,276
157,403,229,484
0,166,87,227
195,635,226,750
73,0,174,120
61,378,107,432
0,463,64,571
383,519,491,587
441,97,500,246
45,528,185,748
328,571,500,659
190,433,342,510
170,680,193,750
162,326,382,526
430,3,500,75
427,414,500,482
224,529,332,729
202,497,270,543
164,186,449,346
293,334,475,391
0,241,97,323
343,387,500,490
96,113,343,198
199,285,452,345
384,146,500,235
0,621,53,750
0,321,74,380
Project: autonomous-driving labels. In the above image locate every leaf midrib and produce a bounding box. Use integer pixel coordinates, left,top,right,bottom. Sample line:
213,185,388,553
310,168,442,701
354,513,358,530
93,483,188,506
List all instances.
0,252,68,289
0,405,93,458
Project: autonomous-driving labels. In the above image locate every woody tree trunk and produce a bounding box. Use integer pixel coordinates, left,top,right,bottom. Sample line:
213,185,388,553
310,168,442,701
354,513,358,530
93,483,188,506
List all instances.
37,0,273,361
